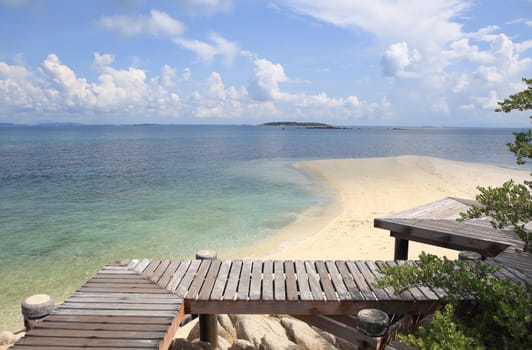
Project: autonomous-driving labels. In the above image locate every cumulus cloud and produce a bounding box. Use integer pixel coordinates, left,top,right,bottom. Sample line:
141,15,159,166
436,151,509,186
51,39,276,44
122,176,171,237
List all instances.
248,58,288,101
175,32,238,64
0,53,392,123
381,42,421,77
100,9,185,37
0,53,184,118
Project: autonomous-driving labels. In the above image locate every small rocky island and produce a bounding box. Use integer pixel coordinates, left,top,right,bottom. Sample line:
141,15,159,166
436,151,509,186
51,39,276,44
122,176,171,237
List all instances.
260,122,351,129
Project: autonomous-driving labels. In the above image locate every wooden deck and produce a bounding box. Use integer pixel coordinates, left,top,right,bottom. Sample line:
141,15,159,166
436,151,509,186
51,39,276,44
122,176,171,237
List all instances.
374,196,531,280
12,262,184,350
12,197,531,349
13,257,529,349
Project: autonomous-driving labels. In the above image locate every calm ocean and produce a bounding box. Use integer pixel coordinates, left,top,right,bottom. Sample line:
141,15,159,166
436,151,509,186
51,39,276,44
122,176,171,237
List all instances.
0,125,526,330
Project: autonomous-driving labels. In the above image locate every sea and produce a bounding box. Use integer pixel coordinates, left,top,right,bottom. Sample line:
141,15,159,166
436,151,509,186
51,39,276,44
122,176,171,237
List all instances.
0,125,527,330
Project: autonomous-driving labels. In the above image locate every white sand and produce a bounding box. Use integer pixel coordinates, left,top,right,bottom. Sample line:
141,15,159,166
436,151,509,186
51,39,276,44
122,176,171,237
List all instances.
243,156,530,261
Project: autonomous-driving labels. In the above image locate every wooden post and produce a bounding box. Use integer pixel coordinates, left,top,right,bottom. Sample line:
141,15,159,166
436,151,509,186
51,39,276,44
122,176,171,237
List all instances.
21,294,54,331
394,236,409,260
195,250,218,349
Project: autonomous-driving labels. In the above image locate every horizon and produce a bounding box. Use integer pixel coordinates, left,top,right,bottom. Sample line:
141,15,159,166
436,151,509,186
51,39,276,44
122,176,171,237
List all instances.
1,1,531,127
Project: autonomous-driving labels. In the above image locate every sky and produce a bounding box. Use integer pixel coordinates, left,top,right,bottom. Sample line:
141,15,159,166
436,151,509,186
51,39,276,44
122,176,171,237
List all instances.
0,0,531,126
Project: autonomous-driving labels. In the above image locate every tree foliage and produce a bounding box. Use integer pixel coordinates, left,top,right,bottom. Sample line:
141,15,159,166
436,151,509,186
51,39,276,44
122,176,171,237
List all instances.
461,77,532,253
375,253,532,349
376,79,532,349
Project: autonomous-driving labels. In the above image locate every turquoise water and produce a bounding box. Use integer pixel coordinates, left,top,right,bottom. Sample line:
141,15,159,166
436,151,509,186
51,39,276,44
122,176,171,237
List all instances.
0,125,526,330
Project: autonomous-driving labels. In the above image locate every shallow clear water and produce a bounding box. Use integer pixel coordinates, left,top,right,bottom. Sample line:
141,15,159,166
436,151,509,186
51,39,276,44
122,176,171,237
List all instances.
0,125,526,330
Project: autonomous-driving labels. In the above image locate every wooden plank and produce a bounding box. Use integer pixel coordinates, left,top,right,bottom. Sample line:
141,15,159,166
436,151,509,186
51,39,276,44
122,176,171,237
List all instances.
284,261,299,301
166,260,192,292
83,282,161,289
157,260,182,289
345,261,377,301
89,278,154,284
210,260,232,300
223,260,242,301
56,303,178,311
26,328,166,339
374,261,415,301
142,259,162,278
335,261,364,300
315,260,337,301
249,261,263,300
366,261,402,300
12,345,153,350
198,260,222,300
133,259,152,274
43,314,173,325
354,261,392,300
174,260,202,298
295,261,313,301
388,261,427,301
52,308,177,317
35,321,168,332
262,260,274,301
402,261,439,300
237,260,253,300
149,259,171,284
14,336,159,348
186,260,212,299
71,292,178,300
305,261,324,301
326,261,351,300
274,260,285,301
77,287,170,294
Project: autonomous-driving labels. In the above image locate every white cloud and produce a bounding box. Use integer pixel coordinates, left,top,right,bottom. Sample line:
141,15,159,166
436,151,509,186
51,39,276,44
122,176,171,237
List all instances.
248,58,288,101
506,18,532,27
280,0,469,48
100,9,185,37
175,32,238,64
0,53,392,123
176,0,232,16
381,42,421,77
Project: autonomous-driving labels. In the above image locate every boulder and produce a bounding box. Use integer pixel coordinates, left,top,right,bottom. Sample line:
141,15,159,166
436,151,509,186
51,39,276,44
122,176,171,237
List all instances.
218,314,237,343
228,339,255,350
230,315,298,350
280,317,337,350
0,331,15,345
170,338,212,350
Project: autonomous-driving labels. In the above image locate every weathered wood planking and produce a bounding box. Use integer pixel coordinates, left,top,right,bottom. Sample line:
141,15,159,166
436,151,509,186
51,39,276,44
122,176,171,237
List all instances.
12,261,184,350
375,197,532,275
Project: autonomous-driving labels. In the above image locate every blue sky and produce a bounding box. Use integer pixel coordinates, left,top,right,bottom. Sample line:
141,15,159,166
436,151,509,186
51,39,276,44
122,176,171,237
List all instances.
0,0,531,126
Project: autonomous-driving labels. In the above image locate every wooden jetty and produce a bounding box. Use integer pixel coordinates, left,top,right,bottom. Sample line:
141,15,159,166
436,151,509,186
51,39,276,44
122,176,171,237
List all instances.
12,197,531,349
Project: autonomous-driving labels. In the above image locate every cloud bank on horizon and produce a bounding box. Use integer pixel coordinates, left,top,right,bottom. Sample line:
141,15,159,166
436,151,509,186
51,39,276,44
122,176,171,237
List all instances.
0,0,531,126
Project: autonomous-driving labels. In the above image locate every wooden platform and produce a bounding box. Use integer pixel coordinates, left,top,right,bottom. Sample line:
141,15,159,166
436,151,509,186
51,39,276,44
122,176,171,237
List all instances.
12,197,531,349
374,197,532,284
12,262,184,350
13,256,529,349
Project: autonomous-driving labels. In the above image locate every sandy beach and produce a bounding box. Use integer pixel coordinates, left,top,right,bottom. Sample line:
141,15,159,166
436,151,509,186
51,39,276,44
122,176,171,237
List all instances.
246,155,530,261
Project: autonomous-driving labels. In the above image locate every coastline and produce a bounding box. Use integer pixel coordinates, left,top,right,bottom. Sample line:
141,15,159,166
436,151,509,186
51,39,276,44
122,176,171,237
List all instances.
247,155,530,260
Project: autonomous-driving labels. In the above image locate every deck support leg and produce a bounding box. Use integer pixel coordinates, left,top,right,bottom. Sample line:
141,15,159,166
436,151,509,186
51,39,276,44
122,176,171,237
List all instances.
196,250,218,349
394,236,409,260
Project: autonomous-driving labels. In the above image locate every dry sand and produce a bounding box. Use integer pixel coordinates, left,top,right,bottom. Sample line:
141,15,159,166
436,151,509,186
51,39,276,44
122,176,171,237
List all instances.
244,155,530,261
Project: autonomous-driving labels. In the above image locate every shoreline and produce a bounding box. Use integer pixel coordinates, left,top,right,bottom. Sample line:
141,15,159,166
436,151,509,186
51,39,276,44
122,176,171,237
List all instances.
244,155,530,260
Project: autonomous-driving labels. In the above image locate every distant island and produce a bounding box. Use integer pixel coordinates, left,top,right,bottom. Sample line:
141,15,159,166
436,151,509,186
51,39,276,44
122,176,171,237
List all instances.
260,122,351,129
